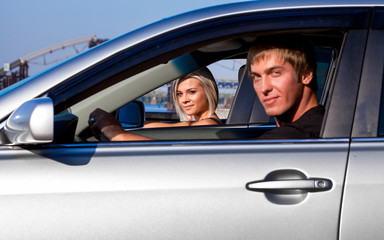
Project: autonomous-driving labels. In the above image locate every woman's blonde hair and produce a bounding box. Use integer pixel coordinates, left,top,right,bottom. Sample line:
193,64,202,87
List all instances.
172,67,218,121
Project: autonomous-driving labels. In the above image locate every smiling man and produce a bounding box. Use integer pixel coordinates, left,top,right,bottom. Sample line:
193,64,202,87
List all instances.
246,34,325,139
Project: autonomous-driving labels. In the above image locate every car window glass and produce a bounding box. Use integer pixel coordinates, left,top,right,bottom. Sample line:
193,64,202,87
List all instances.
57,30,343,142
210,59,243,119
315,47,335,104
137,59,242,122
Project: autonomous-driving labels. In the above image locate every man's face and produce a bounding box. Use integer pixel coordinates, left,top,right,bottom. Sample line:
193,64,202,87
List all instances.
250,55,304,118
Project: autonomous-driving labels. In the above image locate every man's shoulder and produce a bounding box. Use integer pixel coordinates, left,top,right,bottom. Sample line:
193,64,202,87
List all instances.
304,105,325,116
259,105,325,139
298,105,325,126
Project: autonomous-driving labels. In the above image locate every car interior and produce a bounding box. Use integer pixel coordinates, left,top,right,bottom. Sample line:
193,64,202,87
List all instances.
51,30,344,143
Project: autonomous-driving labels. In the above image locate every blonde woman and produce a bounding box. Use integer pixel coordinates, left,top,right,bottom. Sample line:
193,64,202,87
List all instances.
146,67,222,127
89,67,222,141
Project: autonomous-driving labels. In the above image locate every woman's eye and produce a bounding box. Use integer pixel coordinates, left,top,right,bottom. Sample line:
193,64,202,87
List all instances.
176,93,182,97
189,91,196,94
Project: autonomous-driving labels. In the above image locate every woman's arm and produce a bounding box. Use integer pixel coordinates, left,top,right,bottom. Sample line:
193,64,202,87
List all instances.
143,121,191,128
112,117,221,140
144,117,221,128
89,109,222,141
89,108,153,141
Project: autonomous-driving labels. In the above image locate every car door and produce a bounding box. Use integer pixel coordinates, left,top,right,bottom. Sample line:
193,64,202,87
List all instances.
0,5,370,240
340,8,384,239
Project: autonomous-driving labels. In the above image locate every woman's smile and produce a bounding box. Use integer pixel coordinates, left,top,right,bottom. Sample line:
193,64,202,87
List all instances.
176,78,209,120
183,104,194,110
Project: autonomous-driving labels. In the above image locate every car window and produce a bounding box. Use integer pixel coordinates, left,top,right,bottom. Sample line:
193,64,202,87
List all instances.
210,59,243,119
52,29,343,142
137,82,177,121
315,47,335,105
137,59,242,122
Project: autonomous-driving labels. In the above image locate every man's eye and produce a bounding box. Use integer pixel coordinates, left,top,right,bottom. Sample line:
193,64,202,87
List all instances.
252,75,261,82
271,71,281,76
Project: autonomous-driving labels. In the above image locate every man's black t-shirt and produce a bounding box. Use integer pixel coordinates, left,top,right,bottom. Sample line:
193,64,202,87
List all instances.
258,105,325,139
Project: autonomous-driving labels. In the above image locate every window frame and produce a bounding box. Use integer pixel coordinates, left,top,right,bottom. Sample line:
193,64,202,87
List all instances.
356,29,384,137
43,7,372,142
48,7,371,113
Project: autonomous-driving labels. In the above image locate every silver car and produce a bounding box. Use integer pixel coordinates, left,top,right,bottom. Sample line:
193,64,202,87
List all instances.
0,0,383,239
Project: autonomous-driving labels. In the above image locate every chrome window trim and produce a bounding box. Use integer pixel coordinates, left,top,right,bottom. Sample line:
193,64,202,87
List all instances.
42,138,350,149
351,137,384,142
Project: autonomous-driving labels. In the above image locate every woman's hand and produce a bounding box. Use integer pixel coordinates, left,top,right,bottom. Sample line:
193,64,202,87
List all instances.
89,108,124,140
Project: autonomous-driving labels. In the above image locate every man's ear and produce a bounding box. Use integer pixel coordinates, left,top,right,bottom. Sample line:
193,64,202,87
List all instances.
301,71,313,86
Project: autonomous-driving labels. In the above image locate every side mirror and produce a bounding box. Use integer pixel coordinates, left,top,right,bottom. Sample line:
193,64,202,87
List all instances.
116,100,145,128
3,97,54,144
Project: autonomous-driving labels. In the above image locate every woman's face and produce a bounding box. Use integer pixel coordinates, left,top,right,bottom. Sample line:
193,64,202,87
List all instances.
176,78,209,118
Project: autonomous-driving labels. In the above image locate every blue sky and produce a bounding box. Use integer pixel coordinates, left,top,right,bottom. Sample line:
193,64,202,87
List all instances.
1,0,248,76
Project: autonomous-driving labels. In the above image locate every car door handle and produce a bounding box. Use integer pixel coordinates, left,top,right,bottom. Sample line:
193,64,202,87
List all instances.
246,178,332,193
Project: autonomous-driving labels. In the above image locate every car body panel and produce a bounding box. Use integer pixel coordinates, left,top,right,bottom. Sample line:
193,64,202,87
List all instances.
340,140,384,239
0,140,348,239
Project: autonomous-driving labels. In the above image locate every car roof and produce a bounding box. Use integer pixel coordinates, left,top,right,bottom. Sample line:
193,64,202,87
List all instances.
0,0,383,121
